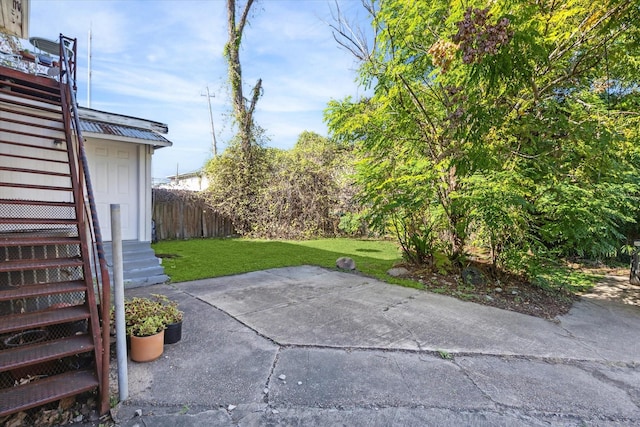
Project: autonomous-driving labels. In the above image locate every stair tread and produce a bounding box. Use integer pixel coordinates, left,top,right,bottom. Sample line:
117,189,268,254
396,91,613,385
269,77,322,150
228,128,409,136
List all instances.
123,275,170,288
0,102,62,118
118,266,165,280
0,87,62,107
1,114,64,130
0,280,87,302
0,235,80,247
0,182,72,191
0,166,71,177
0,335,94,373
0,86,61,104
114,255,161,265
0,217,77,225
0,74,61,94
0,199,75,207
0,306,90,335
0,104,64,121
0,83,60,105
0,369,98,417
0,257,83,273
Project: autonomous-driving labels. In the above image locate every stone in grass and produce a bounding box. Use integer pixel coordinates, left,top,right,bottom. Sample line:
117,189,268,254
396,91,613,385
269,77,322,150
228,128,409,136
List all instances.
336,257,356,270
387,267,410,277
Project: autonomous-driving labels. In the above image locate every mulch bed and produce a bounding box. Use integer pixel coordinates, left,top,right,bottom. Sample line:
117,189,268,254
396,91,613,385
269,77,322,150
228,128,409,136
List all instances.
397,261,580,320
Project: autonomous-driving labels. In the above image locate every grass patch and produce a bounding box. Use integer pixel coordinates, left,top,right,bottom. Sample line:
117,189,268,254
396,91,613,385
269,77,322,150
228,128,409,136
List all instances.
152,237,421,288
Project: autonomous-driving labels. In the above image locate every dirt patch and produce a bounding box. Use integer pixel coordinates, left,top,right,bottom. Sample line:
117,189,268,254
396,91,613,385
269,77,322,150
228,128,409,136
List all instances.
397,262,634,320
155,253,181,259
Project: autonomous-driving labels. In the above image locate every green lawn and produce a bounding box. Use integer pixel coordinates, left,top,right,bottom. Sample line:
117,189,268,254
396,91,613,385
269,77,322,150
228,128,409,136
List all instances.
152,237,422,288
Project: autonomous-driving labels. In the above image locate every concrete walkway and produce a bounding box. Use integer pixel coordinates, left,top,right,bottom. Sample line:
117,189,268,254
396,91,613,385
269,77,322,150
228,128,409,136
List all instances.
109,266,640,426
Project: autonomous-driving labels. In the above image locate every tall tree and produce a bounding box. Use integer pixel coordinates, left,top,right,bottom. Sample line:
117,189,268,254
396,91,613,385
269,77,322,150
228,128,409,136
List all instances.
327,0,640,274
211,0,266,233
225,0,263,156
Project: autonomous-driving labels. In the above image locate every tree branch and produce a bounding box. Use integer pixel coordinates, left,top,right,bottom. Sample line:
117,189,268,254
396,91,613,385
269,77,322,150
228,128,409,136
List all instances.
328,0,376,61
237,0,255,38
243,78,263,145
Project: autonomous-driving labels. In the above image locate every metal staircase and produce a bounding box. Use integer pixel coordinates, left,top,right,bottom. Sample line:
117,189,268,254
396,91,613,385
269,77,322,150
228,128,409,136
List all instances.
0,35,110,418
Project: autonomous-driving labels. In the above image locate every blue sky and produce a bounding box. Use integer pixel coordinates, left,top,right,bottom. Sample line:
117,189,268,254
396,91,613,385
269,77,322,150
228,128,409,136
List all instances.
28,0,368,180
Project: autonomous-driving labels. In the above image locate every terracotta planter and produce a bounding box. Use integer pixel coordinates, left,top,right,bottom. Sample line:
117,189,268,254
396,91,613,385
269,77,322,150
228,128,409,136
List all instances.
164,321,182,344
130,330,164,362
20,51,35,61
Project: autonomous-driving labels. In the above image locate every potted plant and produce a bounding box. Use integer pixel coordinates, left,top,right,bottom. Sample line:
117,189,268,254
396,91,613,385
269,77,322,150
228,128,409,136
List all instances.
152,294,184,344
123,297,166,362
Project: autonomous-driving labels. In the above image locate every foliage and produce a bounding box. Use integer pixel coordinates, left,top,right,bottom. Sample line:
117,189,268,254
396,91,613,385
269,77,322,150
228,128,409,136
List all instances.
130,316,165,338
465,171,531,268
116,295,181,336
204,136,270,234
326,0,640,281
205,131,359,239
338,212,365,236
121,297,165,337
216,4,362,240
437,350,452,360
152,293,184,324
532,262,604,294
255,132,356,238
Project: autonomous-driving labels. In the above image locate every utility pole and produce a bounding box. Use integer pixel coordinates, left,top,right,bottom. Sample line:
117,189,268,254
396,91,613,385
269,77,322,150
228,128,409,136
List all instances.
87,25,92,107
201,86,218,157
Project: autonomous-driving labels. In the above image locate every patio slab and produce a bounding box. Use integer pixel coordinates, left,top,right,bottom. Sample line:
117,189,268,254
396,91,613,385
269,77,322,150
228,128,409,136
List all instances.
106,266,640,426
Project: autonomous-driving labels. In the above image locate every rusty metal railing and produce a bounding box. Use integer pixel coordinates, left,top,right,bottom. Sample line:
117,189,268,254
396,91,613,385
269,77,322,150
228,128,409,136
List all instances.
58,34,111,415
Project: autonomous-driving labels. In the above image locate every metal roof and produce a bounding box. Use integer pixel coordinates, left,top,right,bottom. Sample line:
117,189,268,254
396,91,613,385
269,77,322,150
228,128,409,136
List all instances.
78,118,172,147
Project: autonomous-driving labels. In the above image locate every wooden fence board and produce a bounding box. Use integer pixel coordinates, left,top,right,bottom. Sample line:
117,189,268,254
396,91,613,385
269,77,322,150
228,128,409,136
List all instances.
152,189,235,240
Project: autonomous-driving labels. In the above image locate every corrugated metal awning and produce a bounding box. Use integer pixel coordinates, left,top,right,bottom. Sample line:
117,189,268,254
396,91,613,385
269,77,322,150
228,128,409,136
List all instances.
78,118,172,148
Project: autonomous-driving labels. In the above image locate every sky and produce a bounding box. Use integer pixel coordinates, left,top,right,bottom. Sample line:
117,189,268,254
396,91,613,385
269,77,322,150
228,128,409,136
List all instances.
27,0,369,181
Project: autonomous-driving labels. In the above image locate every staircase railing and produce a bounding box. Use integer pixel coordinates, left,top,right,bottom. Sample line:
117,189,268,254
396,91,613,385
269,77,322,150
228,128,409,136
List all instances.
58,34,111,415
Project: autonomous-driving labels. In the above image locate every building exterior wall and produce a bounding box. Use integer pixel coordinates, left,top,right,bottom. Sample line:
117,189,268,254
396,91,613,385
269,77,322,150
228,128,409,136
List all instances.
160,173,209,192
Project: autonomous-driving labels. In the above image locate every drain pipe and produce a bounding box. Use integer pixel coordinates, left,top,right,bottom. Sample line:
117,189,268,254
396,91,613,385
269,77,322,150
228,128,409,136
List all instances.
111,204,128,401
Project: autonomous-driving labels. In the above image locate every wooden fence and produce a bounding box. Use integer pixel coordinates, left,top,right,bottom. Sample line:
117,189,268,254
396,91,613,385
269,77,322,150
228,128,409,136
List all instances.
152,189,235,240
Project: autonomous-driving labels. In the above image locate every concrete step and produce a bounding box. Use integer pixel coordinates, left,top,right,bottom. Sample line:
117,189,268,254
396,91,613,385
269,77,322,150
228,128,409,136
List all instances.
112,264,165,280
117,256,162,271
122,274,170,288
103,241,155,259
102,240,168,288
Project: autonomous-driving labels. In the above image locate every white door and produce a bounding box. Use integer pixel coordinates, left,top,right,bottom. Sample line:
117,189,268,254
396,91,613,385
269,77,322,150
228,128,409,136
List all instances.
86,140,139,241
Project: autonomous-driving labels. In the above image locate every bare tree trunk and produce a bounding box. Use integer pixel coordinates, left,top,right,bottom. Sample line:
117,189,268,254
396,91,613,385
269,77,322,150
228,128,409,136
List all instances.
225,0,262,155
221,0,265,234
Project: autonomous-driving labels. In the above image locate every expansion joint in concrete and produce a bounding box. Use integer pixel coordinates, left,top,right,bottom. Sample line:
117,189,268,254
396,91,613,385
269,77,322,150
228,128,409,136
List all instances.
190,293,283,347
263,347,282,403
